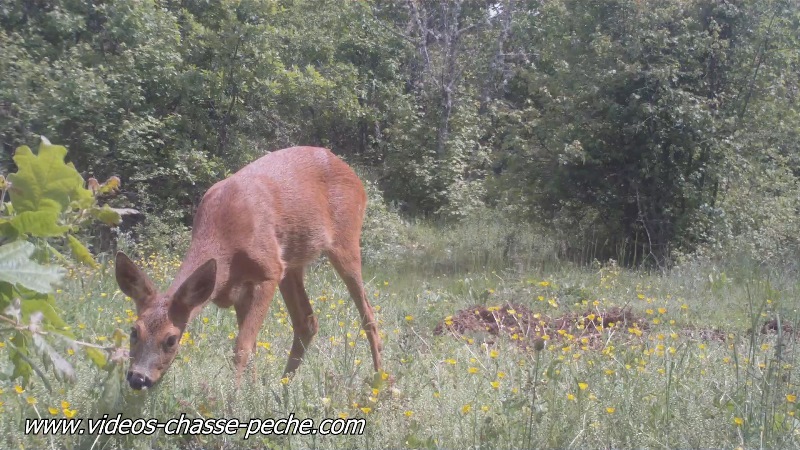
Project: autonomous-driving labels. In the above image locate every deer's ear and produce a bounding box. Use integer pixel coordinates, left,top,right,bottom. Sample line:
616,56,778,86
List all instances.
172,259,217,311
115,252,157,310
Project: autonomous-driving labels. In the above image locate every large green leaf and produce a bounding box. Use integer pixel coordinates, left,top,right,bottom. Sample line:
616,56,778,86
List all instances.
10,210,70,237
0,282,12,318
7,138,93,215
0,219,20,240
90,204,122,226
19,294,69,331
86,347,109,370
67,234,98,268
32,333,75,382
10,332,33,384
0,241,64,293
42,241,67,263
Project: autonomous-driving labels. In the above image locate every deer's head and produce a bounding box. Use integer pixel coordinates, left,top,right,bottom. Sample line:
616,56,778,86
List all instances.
114,252,217,390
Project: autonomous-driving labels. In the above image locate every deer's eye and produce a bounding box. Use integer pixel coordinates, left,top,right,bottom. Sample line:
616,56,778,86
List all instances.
130,327,138,341
164,335,179,349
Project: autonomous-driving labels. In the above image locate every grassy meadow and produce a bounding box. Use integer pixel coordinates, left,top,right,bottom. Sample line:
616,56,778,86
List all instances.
2,218,800,449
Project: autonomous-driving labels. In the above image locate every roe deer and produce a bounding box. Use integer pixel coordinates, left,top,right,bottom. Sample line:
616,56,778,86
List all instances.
114,146,383,390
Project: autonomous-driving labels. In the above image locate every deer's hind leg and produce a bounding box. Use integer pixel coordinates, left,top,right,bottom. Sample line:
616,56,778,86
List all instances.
279,267,318,376
327,245,383,372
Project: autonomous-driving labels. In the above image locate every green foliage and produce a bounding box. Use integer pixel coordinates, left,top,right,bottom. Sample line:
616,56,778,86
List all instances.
8,142,93,214
4,241,800,448
0,138,124,386
124,184,192,258
397,208,560,274
360,179,413,265
0,241,64,293
490,0,800,266
1,0,798,267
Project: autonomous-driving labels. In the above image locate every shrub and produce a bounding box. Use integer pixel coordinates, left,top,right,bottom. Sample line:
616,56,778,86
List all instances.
0,137,124,385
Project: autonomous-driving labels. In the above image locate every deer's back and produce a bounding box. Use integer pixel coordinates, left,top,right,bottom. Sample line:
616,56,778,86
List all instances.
188,147,366,274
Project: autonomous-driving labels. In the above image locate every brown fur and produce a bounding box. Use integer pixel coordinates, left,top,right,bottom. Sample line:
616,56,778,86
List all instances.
115,147,383,389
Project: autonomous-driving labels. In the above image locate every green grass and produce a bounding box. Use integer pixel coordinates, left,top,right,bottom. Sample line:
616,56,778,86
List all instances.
3,224,800,449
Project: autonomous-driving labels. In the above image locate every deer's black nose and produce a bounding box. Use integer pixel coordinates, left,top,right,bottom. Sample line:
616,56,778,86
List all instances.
127,370,152,390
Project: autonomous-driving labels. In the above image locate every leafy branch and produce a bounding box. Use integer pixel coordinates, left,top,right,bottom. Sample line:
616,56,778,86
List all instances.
0,137,128,387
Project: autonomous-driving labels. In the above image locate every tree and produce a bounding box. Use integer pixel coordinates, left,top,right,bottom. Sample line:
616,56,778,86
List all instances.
491,0,800,266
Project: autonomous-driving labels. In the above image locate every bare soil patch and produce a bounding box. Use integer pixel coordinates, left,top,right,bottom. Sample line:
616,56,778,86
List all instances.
434,304,795,348
433,303,648,348
761,318,794,335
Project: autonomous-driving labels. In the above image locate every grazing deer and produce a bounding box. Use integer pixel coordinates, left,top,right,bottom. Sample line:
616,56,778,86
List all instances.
114,147,383,390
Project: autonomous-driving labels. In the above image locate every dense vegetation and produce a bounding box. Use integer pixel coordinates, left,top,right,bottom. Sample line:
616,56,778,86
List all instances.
2,0,798,265
2,0,800,448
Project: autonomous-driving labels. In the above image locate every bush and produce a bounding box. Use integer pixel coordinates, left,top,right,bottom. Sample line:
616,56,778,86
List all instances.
0,138,122,385
360,179,413,266
396,209,562,274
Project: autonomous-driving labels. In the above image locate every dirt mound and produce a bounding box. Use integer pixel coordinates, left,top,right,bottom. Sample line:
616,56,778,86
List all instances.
433,303,536,337
433,303,647,348
680,327,727,342
761,318,794,335
433,306,798,348
553,307,647,334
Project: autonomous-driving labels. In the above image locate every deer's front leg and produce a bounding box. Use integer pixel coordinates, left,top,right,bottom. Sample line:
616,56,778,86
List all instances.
233,280,276,385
